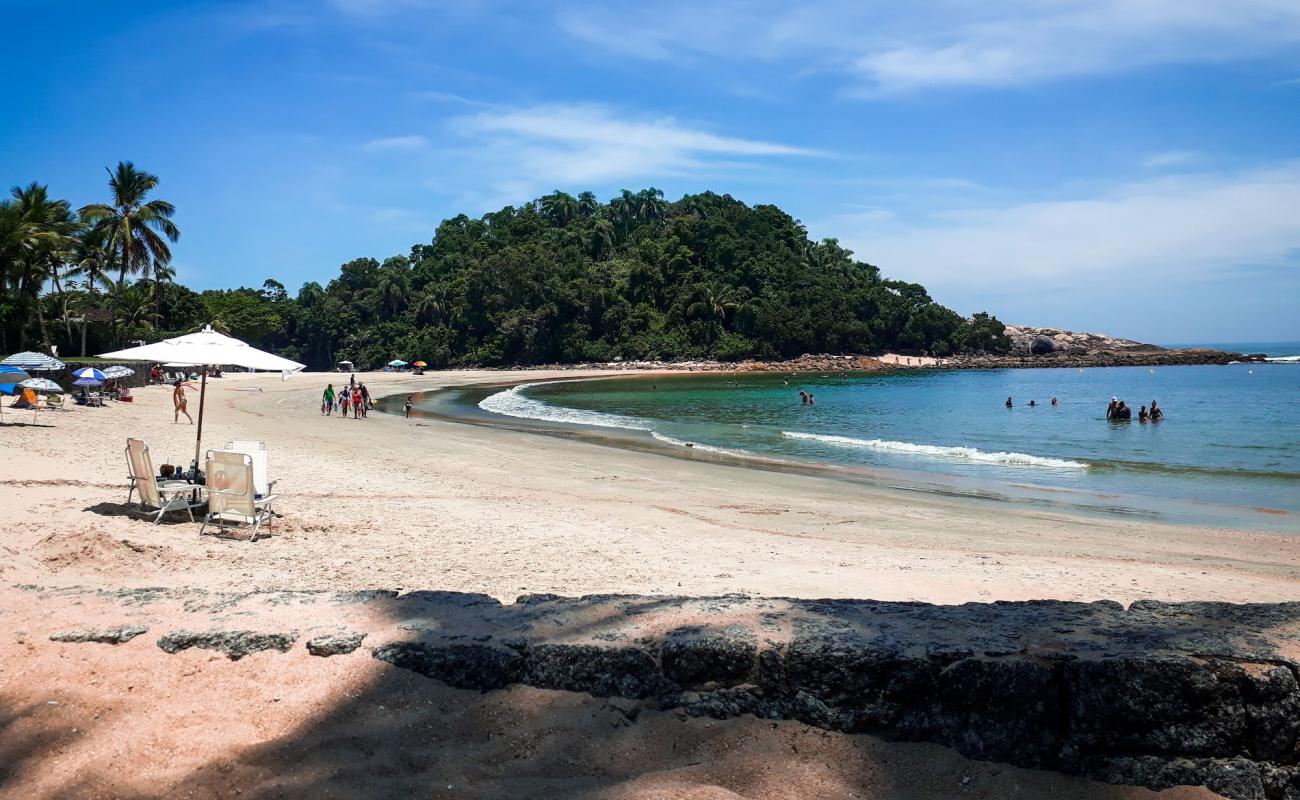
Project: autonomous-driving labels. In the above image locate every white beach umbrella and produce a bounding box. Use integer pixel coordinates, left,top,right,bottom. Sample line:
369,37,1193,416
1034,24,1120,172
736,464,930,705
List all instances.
100,325,305,470
102,365,135,379
20,378,64,392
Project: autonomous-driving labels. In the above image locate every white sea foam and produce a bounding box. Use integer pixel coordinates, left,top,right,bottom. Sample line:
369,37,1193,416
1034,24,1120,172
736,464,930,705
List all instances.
1265,355,1300,363
479,383,653,432
480,384,753,457
782,431,1087,470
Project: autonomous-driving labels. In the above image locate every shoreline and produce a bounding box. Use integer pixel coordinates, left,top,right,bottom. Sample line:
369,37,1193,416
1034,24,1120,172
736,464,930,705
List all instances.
401,372,1296,533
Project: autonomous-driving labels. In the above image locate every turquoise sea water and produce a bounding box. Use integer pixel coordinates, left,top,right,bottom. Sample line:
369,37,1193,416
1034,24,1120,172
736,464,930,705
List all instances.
477,350,1300,531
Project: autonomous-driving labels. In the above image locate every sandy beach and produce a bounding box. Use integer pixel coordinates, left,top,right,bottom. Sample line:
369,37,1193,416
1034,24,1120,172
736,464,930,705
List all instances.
2,370,1296,799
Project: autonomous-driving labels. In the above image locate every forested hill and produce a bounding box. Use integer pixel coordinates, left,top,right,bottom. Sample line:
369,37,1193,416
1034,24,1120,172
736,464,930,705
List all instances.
261,189,1009,369
11,186,1009,369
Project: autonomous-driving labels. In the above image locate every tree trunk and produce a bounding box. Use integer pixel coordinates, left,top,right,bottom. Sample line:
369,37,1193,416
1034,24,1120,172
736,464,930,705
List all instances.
80,319,87,357
52,265,73,346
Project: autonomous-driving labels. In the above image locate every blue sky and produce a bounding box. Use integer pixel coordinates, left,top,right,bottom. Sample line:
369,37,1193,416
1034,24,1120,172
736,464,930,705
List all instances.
4,0,1299,343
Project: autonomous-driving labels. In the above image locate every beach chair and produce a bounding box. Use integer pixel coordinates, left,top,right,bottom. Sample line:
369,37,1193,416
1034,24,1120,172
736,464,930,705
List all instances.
223,440,277,505
125,438,201,523
45,394,65,411
200,450,274,541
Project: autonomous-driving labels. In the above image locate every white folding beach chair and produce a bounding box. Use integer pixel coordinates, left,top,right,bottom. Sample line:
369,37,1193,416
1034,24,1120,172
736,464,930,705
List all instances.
200,450,274,541
223,440,277,503
125,438,201,523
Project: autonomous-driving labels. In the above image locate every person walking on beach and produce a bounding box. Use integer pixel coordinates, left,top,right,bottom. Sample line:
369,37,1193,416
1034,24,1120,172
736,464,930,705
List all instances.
173,380,193,424
359,383,371,417
352,385,363,419
404,394,413,418
322,383,335,416
340,388,350,418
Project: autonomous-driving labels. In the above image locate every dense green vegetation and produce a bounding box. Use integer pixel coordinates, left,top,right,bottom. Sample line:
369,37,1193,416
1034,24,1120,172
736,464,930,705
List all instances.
2,172,1010,368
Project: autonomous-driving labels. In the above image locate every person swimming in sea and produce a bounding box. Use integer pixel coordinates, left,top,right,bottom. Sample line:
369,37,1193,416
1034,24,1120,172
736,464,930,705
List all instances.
800,390,808,405
1028,399,1036,407
1006,397,1013,408
1116,400,1131,420
1138,404,1149,422
1051,397,1058,406
808,393,815,406
1150,400,1164,421
1106,396,1118,419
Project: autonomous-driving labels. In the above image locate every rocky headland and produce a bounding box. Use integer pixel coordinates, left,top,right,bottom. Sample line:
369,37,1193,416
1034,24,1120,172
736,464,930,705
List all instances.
947,326,1260,369
25,585,1300,800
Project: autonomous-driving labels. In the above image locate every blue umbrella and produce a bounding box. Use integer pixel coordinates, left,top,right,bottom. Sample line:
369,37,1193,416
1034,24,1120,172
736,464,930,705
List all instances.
72,367,106,382
0,365,31,394
1,351,65,371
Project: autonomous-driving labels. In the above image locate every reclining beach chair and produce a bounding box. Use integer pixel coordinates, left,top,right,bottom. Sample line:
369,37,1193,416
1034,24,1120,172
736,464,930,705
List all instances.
223,440,277,507
45,394,65,411
125,438,201,523
200,450,275,541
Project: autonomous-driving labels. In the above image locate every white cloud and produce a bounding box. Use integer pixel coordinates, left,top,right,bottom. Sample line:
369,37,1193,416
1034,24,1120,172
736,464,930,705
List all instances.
557,0,1300,93
1143,150,1201,168
359,135,429,152
814,161,1300,292
444,103,821,203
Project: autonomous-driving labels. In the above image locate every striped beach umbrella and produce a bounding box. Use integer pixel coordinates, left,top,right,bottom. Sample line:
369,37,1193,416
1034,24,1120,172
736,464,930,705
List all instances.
72,367,106,386
102,365,135,379
1,351,65,371
20,377,64,392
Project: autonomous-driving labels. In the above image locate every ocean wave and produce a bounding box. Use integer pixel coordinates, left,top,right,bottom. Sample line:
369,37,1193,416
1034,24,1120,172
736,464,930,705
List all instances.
479,383,655,433
782,431,1088,470
480,384,750,457
1265,355,1300,363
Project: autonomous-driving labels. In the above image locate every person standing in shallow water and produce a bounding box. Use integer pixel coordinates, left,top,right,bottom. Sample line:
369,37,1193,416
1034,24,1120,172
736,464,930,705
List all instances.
1150,400,1164,421
800,390,808,405
1006,397,1013,408
404,394,413,419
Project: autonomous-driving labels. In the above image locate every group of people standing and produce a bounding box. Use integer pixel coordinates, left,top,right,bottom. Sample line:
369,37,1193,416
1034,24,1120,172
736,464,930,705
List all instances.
321,380,371,419
1107,397,1163,423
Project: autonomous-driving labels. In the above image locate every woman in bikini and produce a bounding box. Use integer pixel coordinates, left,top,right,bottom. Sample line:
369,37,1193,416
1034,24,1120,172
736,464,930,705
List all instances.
173,380,193,424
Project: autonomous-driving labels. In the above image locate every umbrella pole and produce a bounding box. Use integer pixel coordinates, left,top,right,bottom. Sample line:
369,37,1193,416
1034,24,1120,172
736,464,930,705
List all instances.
193,366,208,474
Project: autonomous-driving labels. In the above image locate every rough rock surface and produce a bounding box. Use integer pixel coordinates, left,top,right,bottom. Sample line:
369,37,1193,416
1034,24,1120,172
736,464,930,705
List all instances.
305,632,365,657
48,625,148,644
28,585,1300,799
156,629,298,660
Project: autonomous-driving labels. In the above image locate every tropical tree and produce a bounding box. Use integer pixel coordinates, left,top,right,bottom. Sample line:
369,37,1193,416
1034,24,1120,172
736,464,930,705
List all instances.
540,191,578,227
106,280,158,344
577,191,598,219
79,161,180,287
635,187,666,224
5,183,77,350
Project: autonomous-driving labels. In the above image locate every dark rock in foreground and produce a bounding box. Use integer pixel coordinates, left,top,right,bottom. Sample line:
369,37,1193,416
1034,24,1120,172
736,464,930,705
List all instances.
306,632,365,657
49,625,148,645
157,629,298,660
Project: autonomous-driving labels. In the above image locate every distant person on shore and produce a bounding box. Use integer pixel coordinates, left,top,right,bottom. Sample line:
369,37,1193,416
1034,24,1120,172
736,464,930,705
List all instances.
404,394,413,418
800,390,808,405
322,384,334,416
1139,405,1149,422
360,383,371,416
340,388,350,418
173,380,193,425
1006,397,1013,408
1051,397,1058,406
1150,400,1164,421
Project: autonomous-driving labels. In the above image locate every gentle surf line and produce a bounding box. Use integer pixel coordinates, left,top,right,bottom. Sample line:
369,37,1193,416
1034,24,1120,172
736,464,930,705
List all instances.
781,431,1089,470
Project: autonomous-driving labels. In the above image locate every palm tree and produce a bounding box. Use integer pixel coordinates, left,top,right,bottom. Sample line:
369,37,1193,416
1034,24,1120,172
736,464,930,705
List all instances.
540,191,578,227
413,289,446,325
687,282,743,344
577,191,598,219
79,162,180,287
610,189,637,234
67,229,115,294
376,269,408,320
590,219,616,261
6,183,77,350
636,187,666,224
107,280,158,344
